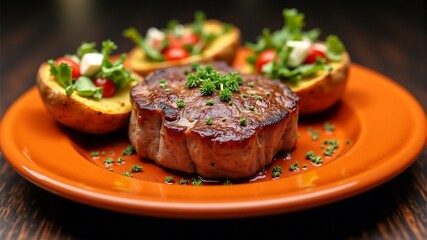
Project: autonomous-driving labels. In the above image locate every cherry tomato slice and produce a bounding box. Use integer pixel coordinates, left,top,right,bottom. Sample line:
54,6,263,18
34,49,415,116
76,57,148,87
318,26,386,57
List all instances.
93,78,116,98
55,57,80,79
179,33,200,46
167,34,183,48
304,47,327,64
255,49,276,73
164,47,190,61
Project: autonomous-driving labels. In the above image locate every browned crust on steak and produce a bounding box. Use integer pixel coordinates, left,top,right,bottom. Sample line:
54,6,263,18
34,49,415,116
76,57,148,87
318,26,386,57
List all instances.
129,62,299,179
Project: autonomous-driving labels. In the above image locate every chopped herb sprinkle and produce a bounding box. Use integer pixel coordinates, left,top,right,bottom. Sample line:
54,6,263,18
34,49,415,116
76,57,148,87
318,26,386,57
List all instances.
266,92,271,97
322,139,339,156
248,106,255,111
248,82,254,87
165,176,174,183
206,100,214,106
311,130,320,141
179,178,189,185
305,151,323,164
159,79,167,88
289,161,299,171
107,168,114,172
176,99,185,108
117,156,125,163
122,171,133,177
256,96,263,101
223,180,233,185
90,151,100,158
191,177,202,186
185,65,243,102
272,165,282,178
242,93,248,98
323,121,335,132
239,117,247,126
219,88,232,102
104,158,114,164
131,164,143,172
205,118,213,125
122,145,136,155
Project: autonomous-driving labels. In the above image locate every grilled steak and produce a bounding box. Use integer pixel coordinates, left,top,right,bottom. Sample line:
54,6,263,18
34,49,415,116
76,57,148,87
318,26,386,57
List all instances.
129,62,299,179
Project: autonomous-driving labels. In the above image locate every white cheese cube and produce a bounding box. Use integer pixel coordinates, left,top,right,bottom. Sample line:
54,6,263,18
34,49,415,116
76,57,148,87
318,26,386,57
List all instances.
286,40,311,67
146,27,165,47
80,53,103,77
312,43,327,53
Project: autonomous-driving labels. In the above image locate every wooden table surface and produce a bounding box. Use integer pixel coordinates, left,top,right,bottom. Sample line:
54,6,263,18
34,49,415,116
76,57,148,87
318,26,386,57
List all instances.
1,1,425,239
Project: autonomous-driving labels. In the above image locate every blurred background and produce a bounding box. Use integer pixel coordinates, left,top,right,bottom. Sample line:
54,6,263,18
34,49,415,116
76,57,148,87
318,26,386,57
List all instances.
0,0,425,116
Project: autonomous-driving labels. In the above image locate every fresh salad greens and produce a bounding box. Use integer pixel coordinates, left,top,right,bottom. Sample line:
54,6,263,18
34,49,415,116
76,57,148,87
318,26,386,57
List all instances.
48,40,135,99
123,11,233,62
245,8,346,83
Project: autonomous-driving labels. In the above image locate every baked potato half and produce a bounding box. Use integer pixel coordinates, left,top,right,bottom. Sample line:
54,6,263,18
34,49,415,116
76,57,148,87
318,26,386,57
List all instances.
37,63,142,134
242,8,350,115
124,19,241,76
238,49,350,115
285,52,350,114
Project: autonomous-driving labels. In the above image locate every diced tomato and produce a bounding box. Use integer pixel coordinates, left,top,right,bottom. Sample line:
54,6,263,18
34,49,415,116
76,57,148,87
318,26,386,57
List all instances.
167,34,183,48
55,57,80,79
304,47,327,64
164,47,190,61
93,78,116,98
255,49,276,73
179,33,200,46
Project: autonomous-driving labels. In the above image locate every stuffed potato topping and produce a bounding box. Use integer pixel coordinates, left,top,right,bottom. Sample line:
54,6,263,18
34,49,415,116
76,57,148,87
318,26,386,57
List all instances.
243,8,350,115
123,11,241,76
37,40,142,134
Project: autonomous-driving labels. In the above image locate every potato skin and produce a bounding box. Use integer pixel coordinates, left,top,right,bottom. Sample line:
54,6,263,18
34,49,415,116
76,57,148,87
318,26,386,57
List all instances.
36,63,142,134
291,52,351,115
125,20,241,76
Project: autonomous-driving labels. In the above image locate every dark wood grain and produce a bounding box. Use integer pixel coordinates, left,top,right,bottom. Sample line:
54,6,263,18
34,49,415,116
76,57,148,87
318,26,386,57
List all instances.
1,0,425,239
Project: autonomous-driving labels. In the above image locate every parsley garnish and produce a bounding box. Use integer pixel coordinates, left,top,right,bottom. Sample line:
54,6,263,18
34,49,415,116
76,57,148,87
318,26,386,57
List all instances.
323,121,335,132
122,145,136,155
239,117,247,126
206,100,214,106
322,139,339,156
223,180,233,185
176,99,185,108
185,65,243,102
305,151,323,164
205,118,213,125
165,176,174,183
179,179,189,185
90,151,100,158
104,158,114,164
122,172,133,177
272,165,282,178
159,79,167,88
248,106,255,111
191,177,202,186
289,161,299,171
131,164,143,172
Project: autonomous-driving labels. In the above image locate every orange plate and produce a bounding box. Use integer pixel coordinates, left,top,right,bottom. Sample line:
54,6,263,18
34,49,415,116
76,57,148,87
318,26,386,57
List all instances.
0,52,425,219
